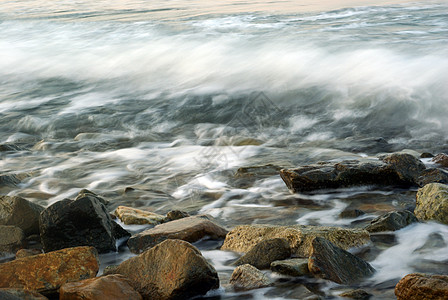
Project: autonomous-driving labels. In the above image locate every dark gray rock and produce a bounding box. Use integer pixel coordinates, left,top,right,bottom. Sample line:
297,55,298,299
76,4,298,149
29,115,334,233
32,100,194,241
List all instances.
270,258,310,276
166,210,190,221
0,144,24,152
235,238,291,269
365,210,418,233
308,237,375,284
0,196,44,236
339,289,372,299
339,208,366,219
0,288,47,300
417,168,448,186
0,226,25,253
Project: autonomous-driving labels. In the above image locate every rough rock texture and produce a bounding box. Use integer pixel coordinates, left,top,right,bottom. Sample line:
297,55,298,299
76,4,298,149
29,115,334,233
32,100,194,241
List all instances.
128,215,228,253
395,273,448,300
166,210,190,221
339,289,372,299
75,189,109,205
0,289,48,300
235,238,291,269
339,208,366,219
221,224,370,257
280,153,425,192
0,246,99,294
60,274,142,300
229,264,271,291
0,225,25,253
39,195,129,253
114,206,166,225
308,237,375,284
432,153,448,168
15,249,42,259
365,210,418,232
115,239,219,300
417,168,448,186
0,196,44,235
270,258,310,276
415,183,448,224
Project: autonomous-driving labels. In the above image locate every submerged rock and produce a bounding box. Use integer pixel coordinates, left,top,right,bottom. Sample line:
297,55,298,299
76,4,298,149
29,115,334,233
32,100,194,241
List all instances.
417,168,448,186
114,206,166,225
432,153,448,168
0,289,47,300
339,289,372,299
235,238,291,269
280,153,425,192
395,273,448,300
0,246,99,294
308,237,375,284
0,225,25,253
60,274,142,300
166,210,190,221
365,210,418,232
415,183,448,224
270,258,310,277
0,196,44,236
128,215,227,253
339,208,366,219
229,264,271,291
115,239,219,300
221,224,370,257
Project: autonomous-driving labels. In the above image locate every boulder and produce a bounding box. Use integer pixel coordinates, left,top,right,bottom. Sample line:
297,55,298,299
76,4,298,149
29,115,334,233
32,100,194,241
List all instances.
235,238,291,269
0,246,99,294
0,226,25,253
364,210,418,232
395,273,448,300
60,274,142,300
39,196,129,253
280,153,425,192
432,153,448,168
308,237,375,284
0,289,47,300
415,183,448,224
128,215,227,253
115,239,219,300
75,189,108,205
166,210,190,221
114,206,166,225
417,168,448,186
339,289,372,299
0,196,44,235
15,249,42,259
270,258,310,277
221,224,370,257
229,264,271,291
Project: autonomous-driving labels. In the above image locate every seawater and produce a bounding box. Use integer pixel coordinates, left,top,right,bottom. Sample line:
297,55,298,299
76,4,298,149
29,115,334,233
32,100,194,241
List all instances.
1,0,447,298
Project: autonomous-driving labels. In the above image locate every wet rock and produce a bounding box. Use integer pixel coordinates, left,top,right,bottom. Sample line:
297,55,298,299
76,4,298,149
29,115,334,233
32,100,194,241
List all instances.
0,174,21,188
233,164,282,188
229,264,271,291
395,273,448,300
221,224,370,257
420,152,434,158
339,208,366,219
413,232,447,254
308,237,375,284
15,248,42,259
339,289,372,299
115,239,219,300
75,189,109,205
280,153,425,192
0,288,48,300
39,195,129,253
103,265,119,276
0,196,44,235
128,215,228,253
0,226,25,253
364,210,417,232
270,258,310,276
415,183,448,224
60,274,142,300
417,168,448,186
235,238,291,269
432,153,448,168
166,210,190,221
0,144,24,152
0,246,99,294
114,205,166,225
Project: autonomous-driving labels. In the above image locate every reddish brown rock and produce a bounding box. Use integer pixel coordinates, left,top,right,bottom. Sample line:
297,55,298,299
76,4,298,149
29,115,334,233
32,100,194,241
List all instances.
0,246,99,294
229,264,271,291
115,239,219,300
432,153,448,168
0,288,48,300
395,273,448,300
60,274,142,300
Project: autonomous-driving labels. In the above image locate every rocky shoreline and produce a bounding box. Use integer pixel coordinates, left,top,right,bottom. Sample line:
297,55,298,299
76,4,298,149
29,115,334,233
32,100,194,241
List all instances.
1,152,448,299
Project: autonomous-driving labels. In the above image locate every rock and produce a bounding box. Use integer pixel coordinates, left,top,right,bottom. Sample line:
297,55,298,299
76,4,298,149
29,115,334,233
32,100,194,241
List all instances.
103,265,119,276
229,264,271,291
114,206,166,225
0,226,25,253
75,189,108,205
364,210,418,232
420,152,434,158
60,274,142,300
115,239,219,299
221,224,370,257
0,144,24,152
395,273,448,300
270,258,310,276
432,153,448,168
235,238,291,269
128,215,228,253
0,246,99,294
415,183,448,224
166,210,190,221
339,289,372,299
413,232,447,254
0,174,21,187
233,164,282,188
0,288,48,300
339,208,366,219
308,237,375,284
0,196,44,235
417,168,448,186
280,153,425,192
15,249,42,259
39,196,129,253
